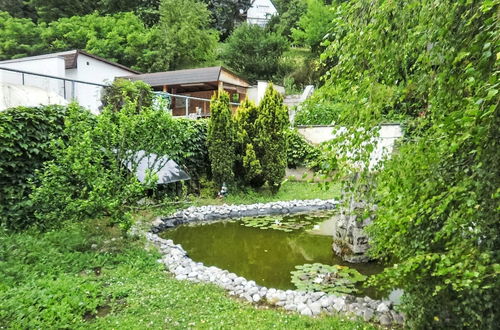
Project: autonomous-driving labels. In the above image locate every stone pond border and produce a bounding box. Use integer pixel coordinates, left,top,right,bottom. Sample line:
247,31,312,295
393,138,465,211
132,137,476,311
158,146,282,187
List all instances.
146,199,404,326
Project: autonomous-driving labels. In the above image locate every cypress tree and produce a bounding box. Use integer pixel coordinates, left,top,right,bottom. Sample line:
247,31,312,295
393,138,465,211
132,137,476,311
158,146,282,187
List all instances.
207,91,235,187
256,84,289,193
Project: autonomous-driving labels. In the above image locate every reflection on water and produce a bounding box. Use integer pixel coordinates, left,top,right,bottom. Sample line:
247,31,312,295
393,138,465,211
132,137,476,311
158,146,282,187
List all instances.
160,212,385,298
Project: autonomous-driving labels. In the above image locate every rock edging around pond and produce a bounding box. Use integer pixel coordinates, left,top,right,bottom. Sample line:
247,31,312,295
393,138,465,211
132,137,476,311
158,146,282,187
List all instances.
147,200,404,326
151,199,339,233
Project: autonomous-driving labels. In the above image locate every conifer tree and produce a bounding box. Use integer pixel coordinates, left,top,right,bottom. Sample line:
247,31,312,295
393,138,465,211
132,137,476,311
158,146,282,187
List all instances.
256,84,289,192
207,91,235,187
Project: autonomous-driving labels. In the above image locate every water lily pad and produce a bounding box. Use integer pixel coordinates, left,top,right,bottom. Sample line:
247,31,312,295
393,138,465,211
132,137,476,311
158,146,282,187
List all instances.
239,211,336,232
290,263,366,295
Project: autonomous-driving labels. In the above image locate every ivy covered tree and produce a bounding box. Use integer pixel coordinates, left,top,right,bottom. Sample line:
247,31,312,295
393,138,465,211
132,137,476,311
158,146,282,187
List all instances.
207,91,236,187
255,84,289,192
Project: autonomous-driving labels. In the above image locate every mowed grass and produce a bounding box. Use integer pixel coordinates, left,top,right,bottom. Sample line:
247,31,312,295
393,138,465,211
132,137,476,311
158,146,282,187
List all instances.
0,218,371,329
192,180,340,206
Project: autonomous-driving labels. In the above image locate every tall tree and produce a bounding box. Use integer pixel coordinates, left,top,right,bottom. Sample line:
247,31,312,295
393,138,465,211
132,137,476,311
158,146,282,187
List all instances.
221,23,288,82
207,91,236,187
40,12,159,72
157,0,219,70
0,12,43,60
256,84,289,192
202,0,251,40
28,0,100,22
292,0,336,52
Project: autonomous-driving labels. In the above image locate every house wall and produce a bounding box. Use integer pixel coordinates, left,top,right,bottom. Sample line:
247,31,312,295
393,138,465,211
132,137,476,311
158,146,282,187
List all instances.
0,57,66,97
66,54,136,113
247,0,277,26
0,53,136,114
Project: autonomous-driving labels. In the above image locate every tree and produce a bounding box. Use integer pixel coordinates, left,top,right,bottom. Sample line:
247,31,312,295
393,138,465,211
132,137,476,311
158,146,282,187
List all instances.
0,12,43,60
292,0,336,53
0,0,36,20
255,84,289,192
157,0,219,70
202,0,252,40
267,0,307,41
221,23,289,82
207,91,236,187
28,0,100,22
40,12,160,72
235,99,264,187
313,0,500,328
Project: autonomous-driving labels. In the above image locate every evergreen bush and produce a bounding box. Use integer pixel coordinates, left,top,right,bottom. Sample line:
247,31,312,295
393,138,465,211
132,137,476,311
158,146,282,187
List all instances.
255,84,289,192
207,91,236,187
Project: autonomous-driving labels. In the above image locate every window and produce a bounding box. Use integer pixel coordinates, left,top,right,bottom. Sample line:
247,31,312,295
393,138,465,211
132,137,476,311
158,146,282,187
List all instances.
232,93,239,103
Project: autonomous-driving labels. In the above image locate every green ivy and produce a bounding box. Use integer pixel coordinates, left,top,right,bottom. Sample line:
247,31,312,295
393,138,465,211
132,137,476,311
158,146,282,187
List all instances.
286,129,320,168
0,105,68,230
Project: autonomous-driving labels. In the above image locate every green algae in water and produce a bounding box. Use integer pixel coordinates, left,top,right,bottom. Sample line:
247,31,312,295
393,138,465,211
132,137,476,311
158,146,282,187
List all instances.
160,212,384,298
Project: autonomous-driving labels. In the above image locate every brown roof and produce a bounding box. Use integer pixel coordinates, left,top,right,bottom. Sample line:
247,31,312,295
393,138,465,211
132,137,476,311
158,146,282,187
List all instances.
122,66,250,88
0,50,140,74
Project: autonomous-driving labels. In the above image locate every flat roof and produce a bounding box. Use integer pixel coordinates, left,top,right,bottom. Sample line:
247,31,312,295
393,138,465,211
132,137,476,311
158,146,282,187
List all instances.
122,66,250,88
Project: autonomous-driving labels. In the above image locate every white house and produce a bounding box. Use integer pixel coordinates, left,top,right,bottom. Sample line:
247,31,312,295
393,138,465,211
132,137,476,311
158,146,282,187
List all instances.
247,0,278,27
0,50,139,113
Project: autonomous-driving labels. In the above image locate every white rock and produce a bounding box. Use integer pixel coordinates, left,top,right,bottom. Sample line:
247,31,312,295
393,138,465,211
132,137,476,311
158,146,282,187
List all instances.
252,294,261,302
377,302,390,313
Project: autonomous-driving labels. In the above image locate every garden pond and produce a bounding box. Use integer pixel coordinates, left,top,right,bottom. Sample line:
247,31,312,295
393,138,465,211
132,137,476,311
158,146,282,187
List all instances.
160,211,386,298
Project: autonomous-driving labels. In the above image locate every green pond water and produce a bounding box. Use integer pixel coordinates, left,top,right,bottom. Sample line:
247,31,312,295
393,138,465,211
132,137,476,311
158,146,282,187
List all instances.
160,212,384,298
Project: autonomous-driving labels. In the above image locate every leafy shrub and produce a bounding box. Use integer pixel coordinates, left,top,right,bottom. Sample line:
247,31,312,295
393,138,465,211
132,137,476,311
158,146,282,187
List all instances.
207,91,236,187
286,129,320,168
0,105,68,230
101,78,153,113
30,103,188,231
175,118,210,180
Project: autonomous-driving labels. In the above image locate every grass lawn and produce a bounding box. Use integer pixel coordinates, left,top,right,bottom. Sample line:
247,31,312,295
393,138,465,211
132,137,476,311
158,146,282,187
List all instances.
191,180,340,206
0,218,371,329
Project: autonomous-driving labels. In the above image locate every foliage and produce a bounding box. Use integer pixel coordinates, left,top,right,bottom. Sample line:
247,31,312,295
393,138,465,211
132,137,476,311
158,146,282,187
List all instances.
0,105,67,230
207,91,236,187
294,93,355,125
0,11,42,60
0,219,372,329
221,23,289,83
291,0,335,53
30,103,188,231
314,0,500,328
28,0,100,22
234,99,264,187
175,119,210,181
255,84,290,192
267,0,307,41
157,0,219,70
41,12,159,72
291,263,366,295
202,0,251,40
286,129,320,168
101,79,154,113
